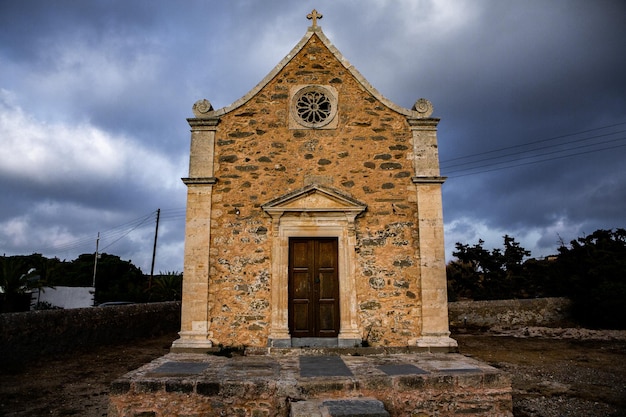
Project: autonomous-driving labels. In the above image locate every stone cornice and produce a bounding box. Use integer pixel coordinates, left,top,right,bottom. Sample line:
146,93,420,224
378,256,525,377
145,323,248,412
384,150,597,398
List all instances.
187,118,220,129
181,177,218,185
412,176,447,184
407,118,440,128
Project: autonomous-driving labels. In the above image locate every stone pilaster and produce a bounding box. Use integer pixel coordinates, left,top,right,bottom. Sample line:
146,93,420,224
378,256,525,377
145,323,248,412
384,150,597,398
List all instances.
172,117,219,351
408,117,457,351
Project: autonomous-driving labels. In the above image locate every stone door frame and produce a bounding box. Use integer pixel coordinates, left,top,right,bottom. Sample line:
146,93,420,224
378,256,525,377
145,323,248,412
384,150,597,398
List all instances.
262,185,366,347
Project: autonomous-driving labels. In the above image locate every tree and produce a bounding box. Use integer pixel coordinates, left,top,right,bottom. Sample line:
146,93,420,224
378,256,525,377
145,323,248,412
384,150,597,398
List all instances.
502,235,533,297
447,228,626,329
554,229,626,329
89,253,147,304
446,259,479,301
48,253,148,304
521,256,565,298
1,253,168,310
447,235,530,300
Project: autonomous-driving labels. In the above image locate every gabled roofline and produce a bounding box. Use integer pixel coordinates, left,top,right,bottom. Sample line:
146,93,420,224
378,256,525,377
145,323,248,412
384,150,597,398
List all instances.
199,26,425,118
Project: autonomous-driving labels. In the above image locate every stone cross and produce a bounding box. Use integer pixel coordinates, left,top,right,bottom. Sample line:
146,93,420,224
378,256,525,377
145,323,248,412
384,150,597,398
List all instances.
307,9,323,27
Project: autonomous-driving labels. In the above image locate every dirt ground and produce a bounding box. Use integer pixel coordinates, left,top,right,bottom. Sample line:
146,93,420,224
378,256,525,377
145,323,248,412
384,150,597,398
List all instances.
455,330,626,417
1,329,625,417
0,334,175,417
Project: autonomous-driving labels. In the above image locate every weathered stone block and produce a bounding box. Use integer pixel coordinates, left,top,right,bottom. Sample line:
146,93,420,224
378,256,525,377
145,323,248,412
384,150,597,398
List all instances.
196,381,220,396
135,380,163,393
110,380,131,394
165,380,194,393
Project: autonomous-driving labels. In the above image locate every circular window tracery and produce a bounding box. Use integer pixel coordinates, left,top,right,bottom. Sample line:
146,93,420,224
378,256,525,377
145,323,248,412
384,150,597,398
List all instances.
296,90,332,124
291,85,337,128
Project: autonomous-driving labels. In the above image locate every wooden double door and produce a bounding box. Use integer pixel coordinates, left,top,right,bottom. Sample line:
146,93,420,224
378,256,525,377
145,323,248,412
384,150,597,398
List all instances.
288,237,340,338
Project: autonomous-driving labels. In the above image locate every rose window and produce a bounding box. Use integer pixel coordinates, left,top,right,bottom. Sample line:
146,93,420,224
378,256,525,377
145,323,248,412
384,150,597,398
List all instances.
291,85,337,128
296,91,332,124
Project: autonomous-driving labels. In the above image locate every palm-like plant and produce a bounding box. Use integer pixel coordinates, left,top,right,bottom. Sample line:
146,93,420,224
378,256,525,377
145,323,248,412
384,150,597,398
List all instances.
0,256,38,312
148,271,183,301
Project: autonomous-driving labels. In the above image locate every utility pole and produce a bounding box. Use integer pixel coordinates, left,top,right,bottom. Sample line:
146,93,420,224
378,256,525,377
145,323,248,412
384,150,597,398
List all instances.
149,208,160,288
92,232,99,306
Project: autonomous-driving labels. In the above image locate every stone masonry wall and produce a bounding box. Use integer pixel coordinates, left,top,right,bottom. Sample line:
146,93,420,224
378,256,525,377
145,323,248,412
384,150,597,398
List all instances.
448,297,572,329
0,302,180,366
206,33,423,346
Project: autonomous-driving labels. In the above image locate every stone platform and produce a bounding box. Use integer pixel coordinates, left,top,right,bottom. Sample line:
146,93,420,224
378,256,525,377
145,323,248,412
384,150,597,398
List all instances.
108,349,513,417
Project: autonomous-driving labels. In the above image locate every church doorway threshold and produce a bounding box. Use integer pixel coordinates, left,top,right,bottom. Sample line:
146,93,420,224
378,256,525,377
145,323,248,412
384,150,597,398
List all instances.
291,337,339,348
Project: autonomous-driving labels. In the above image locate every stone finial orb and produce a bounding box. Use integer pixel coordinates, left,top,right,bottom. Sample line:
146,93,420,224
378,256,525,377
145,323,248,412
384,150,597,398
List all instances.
192,99,213,117
412,98,434,118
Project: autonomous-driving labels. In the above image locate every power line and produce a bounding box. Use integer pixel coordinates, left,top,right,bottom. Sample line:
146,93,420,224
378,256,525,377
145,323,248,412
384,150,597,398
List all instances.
444,136,626,176
159,207,186,222
51,212,153,249
442,130,626,171
441,122,626,178
99,211,157,252
39,210,158,256
448,140,626,178
159,206,186,212
38,207,188,260
441,121,626,165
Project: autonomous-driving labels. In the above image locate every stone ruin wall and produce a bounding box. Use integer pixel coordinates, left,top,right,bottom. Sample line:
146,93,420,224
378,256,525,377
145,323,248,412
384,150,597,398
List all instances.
206,34,424,347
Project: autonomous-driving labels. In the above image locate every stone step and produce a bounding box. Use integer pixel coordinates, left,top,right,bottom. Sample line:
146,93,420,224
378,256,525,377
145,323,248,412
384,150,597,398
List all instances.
110,352,513,416
290,398,390,417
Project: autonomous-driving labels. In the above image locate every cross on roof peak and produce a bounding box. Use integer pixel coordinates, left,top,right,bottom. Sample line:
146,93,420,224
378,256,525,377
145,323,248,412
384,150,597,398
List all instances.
307,9,323,28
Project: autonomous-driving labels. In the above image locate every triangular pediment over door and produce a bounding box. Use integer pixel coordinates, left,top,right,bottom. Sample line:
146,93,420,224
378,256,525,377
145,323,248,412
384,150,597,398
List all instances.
261,184,366,347
261,184,367,216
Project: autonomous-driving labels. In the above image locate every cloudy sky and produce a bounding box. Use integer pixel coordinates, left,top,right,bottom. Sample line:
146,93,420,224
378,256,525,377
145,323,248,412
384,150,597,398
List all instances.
1,1,625,273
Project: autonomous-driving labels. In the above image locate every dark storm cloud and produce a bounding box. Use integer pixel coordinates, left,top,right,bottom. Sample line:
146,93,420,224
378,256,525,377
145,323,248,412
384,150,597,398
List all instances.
424,2,626,255
1,1,625,271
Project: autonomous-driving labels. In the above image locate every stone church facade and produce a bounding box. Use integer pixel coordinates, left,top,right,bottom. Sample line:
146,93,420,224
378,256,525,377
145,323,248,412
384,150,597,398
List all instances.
172,16,456,351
